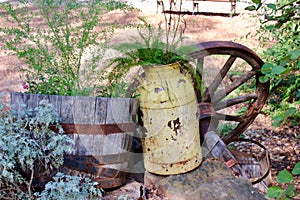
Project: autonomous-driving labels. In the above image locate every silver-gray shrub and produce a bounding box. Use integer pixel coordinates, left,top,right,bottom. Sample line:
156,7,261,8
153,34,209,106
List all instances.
0,101,74,199
35,172,104,200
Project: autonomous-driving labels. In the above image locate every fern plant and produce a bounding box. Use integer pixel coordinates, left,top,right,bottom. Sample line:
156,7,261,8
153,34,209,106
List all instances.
105,17,202,94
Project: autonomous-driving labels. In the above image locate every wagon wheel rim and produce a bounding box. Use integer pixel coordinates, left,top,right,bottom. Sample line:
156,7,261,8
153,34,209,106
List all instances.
189,41,270,144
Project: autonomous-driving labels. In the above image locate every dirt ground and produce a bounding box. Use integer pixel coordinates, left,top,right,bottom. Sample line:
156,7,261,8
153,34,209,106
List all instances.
0,0,299,199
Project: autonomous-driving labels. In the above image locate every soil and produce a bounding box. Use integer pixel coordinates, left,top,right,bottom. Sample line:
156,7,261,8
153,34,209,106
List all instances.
0,0,299,199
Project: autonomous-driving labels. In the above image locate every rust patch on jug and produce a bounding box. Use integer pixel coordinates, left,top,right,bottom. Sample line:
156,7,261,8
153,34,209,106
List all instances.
167,117,181,135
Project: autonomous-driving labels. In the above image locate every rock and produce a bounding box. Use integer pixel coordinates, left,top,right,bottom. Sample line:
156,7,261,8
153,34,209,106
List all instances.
144,159,266,200
102,181,143,200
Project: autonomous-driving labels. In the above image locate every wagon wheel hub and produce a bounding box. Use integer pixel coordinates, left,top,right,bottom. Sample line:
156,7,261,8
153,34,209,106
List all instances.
189,41,270,144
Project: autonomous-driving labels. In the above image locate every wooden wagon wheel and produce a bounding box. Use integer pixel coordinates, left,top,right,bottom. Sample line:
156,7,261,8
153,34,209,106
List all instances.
188,41,270,144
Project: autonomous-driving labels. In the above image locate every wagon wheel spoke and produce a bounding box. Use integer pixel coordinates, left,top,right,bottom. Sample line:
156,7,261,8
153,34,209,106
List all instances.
190,41,270,144
205,55,237,102
215,113,243,122
212,70,257,104
214,93,257,111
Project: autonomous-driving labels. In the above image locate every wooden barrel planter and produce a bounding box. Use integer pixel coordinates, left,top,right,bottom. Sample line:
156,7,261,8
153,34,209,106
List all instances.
10,92,137,189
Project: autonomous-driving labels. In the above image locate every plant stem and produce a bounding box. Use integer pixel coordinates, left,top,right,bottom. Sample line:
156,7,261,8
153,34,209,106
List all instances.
28,169,34,197
171,0,184,47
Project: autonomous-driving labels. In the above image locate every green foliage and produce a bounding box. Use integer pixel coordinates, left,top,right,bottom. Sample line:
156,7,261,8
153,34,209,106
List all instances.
217,122,236,138
267,186,285,199
267,162,300,199
101,0,203,93
105,18,202,95
0,0,131,96
248,0,300,126
0,101,74,199
110,18,193,65
270,104,299,127
107,19,182,77
95,81,129,98
292,162,300,175
0,101,105,199
35,172,103,200
276,170,294,183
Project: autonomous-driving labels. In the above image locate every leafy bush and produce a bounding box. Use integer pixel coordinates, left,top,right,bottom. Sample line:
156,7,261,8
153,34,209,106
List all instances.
247,0,300,126
0,0,131,96
35,172,103,200
267,162,300,199
0,101,74,198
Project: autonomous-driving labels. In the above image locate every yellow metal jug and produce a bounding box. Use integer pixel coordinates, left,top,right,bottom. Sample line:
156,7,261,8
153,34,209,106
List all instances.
137,62,202,175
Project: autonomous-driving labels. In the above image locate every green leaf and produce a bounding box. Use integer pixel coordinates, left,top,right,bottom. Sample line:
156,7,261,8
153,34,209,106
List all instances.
281,54,291,63
261,63,273,74
290,49,300,60
272,114,284,127
252,0,261,4
259,76,270,83
284,184,295,198
286,107,296,117
267,3,276,10
245,5,256,11
280,67,292,75
292,162,300,175
256,3,263,10
272,65,286,75
266,25,275,31
267,186,284,198
276,170,293,183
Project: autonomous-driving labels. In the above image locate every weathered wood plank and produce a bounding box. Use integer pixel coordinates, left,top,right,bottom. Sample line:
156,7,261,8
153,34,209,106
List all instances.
130,98,138,122
36,94,50,105
48,95,62,116
93,97,108,156
10,92,26,118
73,96,96,155
60,95,74,124
107,98,131,124
95,97,108,124
74,96,96,124
105,98,133,153
10,92,23,108
24,93,38,112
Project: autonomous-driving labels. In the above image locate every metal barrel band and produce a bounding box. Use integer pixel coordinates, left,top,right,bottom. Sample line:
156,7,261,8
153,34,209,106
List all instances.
64,154,129,178
49,122,137,135
229,138,271,185
225,159,239,168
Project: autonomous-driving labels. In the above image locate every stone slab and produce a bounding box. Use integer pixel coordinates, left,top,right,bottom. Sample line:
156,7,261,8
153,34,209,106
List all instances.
144,159,266,200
